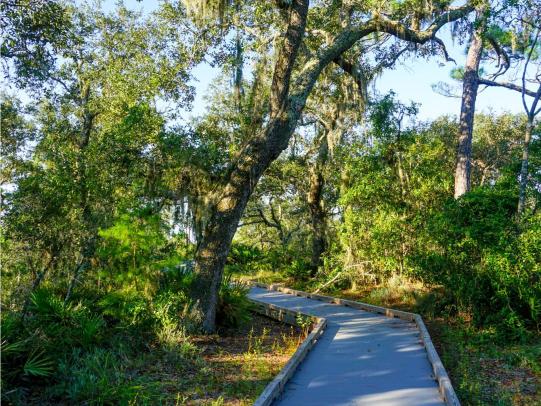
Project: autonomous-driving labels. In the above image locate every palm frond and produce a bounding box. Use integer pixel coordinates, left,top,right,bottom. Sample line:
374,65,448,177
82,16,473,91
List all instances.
23,349,54,377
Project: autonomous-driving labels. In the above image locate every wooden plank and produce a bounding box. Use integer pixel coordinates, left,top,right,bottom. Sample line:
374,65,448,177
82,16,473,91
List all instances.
248,282,460,406
250,298,327,406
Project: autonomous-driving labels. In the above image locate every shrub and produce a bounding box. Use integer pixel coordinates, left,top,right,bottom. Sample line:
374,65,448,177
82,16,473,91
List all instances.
282,258,312,280
426,187,540,337
152,289,200,339
96,210,190,293
97,288,151,328
226,242,264,274
1,288,111,403
216,274,252,328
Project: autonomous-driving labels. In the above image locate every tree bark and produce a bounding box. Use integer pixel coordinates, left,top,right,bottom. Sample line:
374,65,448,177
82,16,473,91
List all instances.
454,19,484,198
22,250,57,316
308,167,326,273
518,120,533,214
192,0,309,333
307,136,328,275
192,115,305,332
65,82,96,301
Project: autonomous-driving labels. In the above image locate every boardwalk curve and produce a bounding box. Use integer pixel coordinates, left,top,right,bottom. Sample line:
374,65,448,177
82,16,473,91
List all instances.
248,285,458,406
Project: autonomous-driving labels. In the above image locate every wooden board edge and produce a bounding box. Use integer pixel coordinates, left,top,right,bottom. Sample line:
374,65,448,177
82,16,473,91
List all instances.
248,282,460,406
250,298,327,406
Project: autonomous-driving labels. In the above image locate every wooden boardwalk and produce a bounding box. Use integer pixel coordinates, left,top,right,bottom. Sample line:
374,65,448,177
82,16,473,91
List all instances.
249,286,446,406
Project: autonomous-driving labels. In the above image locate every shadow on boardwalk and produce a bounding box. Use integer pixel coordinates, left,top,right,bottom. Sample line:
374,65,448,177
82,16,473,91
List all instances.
249,287,444,406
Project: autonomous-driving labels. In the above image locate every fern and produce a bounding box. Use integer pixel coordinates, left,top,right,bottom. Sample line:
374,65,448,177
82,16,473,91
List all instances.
78,314,106,347
216,275,252,328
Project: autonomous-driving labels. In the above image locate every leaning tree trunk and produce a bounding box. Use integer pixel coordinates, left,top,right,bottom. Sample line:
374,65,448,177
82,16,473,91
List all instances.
189,0,470,333
454,19,484,198
518,120,534,215
192,117,301,332
192,0,309,333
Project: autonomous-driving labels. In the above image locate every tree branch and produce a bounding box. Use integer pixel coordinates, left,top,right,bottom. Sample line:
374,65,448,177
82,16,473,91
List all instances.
291,3,474,110
485,33,510,78
269,0,309,116
522,30,539,116
374,44,411,71
373,5,475,44
432,36,456,63
478,78,538,97
332,56,366,99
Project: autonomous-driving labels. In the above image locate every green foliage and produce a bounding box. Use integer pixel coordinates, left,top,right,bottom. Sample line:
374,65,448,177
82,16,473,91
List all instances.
2,0,540,401
295,314,313,337
226,242,264,273
233,89,539,341
282,258,312,281
23,350,54,377
52,348,160,404
425,188,541,336
216,275,252,329
1,273,201,404
450,66,465,80
339,97,455,284
97,211,173,289
435,319,541,405
152,288,201,337
97,289,152,327
1,0,72,88
1,0,200,312
27,289,107,349
2,289,102,394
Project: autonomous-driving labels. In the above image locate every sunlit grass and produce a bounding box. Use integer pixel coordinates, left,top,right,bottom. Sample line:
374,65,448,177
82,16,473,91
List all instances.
4,312,301,405
235,269,292,285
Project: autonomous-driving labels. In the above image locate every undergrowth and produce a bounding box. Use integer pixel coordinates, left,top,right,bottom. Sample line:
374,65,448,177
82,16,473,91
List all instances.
1,274,256,405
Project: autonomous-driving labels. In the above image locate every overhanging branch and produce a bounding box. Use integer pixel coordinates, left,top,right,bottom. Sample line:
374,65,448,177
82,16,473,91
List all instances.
485,33,510,78
291,3,474,110
478,78,538,97
432,36,456,63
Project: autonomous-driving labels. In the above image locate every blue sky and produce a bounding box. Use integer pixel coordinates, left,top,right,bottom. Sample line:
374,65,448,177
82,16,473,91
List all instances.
97,1,527,120
186,39,525,121
375,28,525,120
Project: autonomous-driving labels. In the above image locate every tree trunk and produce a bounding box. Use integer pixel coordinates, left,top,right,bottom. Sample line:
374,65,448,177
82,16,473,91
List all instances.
189,0,468,332
308,166,326,273
454,20,484,198
308,137,328,275
518,120,533,214
65,84,96,301
193,117,301,332
22,251,56,316
192,0,309,333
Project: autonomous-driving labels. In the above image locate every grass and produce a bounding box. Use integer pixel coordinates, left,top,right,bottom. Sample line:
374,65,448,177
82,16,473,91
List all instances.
239,271,541,406
176,314,301,405
4,313,302,406
428,318,541,406
235,269,294,286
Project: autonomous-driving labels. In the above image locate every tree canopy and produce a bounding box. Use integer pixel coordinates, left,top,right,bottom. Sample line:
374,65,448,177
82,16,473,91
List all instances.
1,1,540,402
